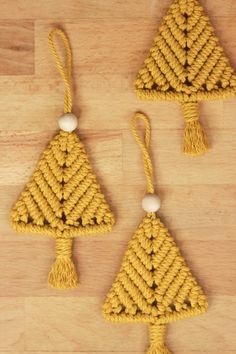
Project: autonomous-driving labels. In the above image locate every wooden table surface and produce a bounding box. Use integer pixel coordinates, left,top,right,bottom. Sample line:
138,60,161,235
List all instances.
0,0,236,353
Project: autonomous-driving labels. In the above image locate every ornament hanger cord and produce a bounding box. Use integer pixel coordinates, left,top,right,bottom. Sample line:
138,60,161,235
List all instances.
48,28,72,113
131,113,154,194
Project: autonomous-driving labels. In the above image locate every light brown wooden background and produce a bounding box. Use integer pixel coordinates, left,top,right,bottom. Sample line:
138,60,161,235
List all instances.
0,0,236,353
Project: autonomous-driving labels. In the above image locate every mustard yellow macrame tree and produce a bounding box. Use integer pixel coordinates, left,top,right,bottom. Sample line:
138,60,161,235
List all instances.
135,0,236,156
103,113,208,353
11,29,115,289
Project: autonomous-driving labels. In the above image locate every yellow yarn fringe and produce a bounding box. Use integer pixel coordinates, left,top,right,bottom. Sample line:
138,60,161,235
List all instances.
48,238,79,289
135,0,236,155
147,324,172,354
182,102,209,156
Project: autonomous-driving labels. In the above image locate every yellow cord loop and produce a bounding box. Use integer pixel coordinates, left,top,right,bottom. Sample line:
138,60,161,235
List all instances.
131,112,154,194
48,28,73,113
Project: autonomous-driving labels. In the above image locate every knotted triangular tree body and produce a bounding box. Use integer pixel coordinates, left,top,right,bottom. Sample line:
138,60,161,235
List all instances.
11,131,114,288
135,0,236,156
103,213,207,353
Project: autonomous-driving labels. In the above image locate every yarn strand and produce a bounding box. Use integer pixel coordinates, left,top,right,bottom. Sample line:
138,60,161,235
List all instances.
181,102,209,156
48,237,79,289
147,324,172,354
131,113,154,194
48,28,73,113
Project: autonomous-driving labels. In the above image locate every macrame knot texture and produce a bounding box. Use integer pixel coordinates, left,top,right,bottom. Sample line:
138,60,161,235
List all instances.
135,0,236,156
102,112,208,353
11,28,115,289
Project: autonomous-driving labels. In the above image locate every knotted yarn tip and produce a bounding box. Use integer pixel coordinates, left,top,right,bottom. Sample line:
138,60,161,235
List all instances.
48,237,79,289
147,324,172,354
181,102,209,156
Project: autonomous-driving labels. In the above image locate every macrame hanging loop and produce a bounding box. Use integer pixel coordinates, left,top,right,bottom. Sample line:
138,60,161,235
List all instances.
131,113,154,194
48,28,73,113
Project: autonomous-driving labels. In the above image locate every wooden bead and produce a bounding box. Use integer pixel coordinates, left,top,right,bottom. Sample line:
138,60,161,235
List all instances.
142,194,161,212
58,113,78,132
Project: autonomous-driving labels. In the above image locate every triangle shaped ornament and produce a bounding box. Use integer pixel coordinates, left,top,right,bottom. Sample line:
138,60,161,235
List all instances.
103,214,207,324
11,29,115,289
102,113,208,353
135,0,236,156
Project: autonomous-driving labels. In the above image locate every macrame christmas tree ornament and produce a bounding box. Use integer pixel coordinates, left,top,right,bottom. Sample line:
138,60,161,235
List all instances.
103,113,208,353
135,0,236,156
11,29,115,289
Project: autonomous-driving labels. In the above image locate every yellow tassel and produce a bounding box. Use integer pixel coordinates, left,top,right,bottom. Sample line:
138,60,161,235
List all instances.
181,102,209,156
48,237,79,289
147,324,172,354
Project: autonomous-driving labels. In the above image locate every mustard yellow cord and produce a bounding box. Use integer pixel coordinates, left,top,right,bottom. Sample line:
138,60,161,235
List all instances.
148,324,171,354
135,0,236,156
131,113,154,194
11,28,115,289
48,28,73,113
48,238,79,289
103,112,208,353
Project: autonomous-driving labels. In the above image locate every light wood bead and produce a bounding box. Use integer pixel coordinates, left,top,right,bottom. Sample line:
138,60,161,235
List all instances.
58,113,78,132
142,194,161,212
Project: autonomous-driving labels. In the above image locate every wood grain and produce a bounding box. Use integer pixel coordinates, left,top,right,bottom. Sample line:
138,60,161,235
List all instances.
0,0,236,353
0,22,34,75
